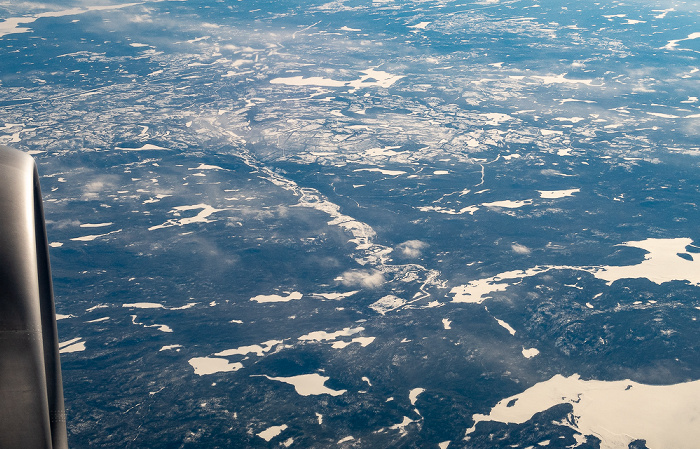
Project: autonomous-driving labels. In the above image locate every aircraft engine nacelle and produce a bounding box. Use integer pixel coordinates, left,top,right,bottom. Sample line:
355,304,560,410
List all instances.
0,145,68,449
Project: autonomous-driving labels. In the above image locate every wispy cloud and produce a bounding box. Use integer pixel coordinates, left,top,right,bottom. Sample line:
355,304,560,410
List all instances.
340,269,385,288
396,240,428,258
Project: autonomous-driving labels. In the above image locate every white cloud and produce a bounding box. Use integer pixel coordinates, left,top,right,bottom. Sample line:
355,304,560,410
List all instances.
340,269,385,288
80,175,119,200
511,243,531,255
396,240,428,258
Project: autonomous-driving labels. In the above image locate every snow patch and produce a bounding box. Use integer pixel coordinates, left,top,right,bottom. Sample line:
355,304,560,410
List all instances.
369,295,407,314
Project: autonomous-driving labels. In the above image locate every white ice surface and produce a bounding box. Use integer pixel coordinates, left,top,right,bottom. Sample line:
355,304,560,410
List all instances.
189,357,243,375
250,291,303,303
59,337,86,353
80,222,113,228
86,304,108,312
70,229,122,241
188,163,224,170
123,302,164,309
116,144,170,151
215,340,283,357
270,68,403,90
494,317,516,335
662,32,700,50
298,327,364,342
354,168,406,176
130,315,172,333
533,73,598,85
270,76,345,87
59,337,82,348
522,347,540,358
260,373,346,396
409,388,425,406
148,204,224,231
257,424,288,442
466,374,700,449
60,342,86,353
480,113,513,126
653,8,674,19
451,267,550,304
170,302,198,310
482,199,533,209
451,279,510,304
311,291,359,300
159,345,183,352
538,188,580,199
389,416,414,434
408,22,431,30
452,238,700,304
330,337,375,349
592,238,700,285
0,3,140,38
418,205,479,215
